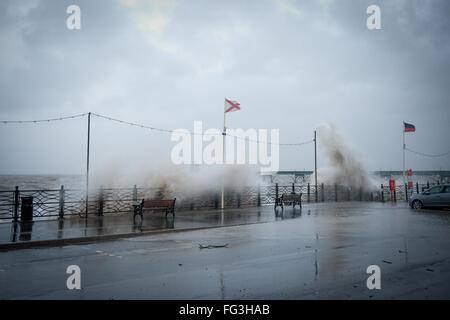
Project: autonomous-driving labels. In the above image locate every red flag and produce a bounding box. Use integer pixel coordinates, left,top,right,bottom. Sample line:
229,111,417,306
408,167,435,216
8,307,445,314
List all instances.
224,98,240,113
404,122,415,132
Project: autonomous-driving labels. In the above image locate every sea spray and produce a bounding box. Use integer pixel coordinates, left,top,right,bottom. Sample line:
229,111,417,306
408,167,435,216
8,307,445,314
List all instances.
91,163,263,202
314,123,376,190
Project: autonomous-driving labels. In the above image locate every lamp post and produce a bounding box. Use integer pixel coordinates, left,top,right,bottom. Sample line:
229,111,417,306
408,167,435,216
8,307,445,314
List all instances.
85,112,91,218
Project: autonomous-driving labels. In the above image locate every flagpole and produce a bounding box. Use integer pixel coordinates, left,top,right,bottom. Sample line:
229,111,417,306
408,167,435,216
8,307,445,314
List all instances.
221,106,226,209
314,130,318,200
403,122,406,187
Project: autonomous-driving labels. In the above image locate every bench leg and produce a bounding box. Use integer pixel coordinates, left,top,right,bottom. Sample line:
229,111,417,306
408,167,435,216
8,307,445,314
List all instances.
274,199,279,216
274,198,280,212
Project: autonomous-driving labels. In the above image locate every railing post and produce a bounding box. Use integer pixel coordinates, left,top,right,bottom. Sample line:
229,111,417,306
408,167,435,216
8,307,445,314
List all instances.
214,193,219,209
405,183,409,202
314,184,318,203
13,186,19,222
97,186,104,216
394,188,397,202
427,181,430,189
321,183,324,201
257,185,261,207
237,192,241,208
416,182,419,194
133,184,137,204
59,185,65,219
275,183,279,200
292,183,295,194
307,183,310,203
335,184,338,202
381,184,384,202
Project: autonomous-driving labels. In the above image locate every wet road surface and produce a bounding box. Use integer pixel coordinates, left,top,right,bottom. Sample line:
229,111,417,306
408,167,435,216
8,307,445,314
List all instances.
0,202,449,299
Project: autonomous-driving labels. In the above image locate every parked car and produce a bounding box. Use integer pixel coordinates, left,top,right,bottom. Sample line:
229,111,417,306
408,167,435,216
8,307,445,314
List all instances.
409,184,450,209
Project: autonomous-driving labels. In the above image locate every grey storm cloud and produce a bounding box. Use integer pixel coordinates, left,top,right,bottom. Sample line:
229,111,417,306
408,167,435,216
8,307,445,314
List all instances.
0,0,449,174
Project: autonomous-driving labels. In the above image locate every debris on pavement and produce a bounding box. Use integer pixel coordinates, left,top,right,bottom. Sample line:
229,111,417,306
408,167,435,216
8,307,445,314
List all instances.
199,244,229,249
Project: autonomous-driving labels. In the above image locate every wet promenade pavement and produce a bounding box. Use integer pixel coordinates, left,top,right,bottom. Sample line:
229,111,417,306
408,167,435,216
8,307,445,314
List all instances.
0,202,449,299
0,205,300,245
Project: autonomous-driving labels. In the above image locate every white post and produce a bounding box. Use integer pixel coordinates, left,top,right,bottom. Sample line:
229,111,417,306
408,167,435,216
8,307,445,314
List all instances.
403,123,406,187
221,108,226,209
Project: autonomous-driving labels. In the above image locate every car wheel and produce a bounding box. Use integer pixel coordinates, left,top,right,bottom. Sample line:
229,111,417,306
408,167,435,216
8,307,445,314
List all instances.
412,200,423,210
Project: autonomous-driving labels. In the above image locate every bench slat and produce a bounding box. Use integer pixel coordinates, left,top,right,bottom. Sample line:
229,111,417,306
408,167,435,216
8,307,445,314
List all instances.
282,195,302,201
143,200,175,208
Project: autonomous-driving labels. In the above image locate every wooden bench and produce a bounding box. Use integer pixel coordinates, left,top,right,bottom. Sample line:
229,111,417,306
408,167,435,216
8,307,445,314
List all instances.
133,198,176,221
274,193,302,211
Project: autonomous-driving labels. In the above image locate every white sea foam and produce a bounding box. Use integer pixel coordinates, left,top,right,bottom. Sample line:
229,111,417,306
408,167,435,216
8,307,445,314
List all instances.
312,123,376,190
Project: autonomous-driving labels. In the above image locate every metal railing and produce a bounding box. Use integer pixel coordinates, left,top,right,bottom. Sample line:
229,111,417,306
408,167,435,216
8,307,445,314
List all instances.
0,182,442,221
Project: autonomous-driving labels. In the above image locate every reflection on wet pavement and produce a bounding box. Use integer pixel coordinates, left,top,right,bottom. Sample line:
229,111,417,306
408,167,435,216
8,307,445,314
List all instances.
0,201,449,299
1,204,306,244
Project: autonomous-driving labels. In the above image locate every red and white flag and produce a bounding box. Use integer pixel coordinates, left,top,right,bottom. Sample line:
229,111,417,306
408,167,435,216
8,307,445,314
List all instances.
224,98,240,113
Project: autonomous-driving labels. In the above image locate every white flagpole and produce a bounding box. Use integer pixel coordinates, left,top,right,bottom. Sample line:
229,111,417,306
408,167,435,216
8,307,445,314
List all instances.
221,103,226,209
403,122,406,187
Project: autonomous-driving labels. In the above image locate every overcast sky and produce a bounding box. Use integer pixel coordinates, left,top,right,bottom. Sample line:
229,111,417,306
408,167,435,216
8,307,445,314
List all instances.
0,0,449,175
